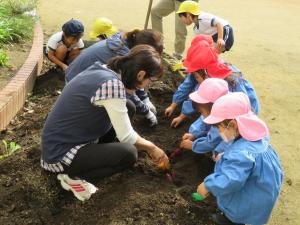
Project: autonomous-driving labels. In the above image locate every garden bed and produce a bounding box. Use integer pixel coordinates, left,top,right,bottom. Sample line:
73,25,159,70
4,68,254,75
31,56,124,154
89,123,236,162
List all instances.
0,39,33,90
0,62,217,225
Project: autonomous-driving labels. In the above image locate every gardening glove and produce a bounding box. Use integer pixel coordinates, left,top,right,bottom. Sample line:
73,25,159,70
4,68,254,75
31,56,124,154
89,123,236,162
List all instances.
142,97,157,114
145,111,158,127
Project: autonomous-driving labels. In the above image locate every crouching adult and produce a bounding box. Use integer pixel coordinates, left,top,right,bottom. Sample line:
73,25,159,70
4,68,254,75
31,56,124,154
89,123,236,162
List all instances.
41,45,169,201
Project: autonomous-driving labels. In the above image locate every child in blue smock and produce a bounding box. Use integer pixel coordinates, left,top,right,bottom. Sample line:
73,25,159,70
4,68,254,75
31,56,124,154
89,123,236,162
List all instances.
165,35,260,129
180,78,229,158
197,92,283,225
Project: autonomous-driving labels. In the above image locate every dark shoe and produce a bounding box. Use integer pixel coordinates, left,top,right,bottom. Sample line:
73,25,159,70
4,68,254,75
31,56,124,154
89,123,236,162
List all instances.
211,212,244,225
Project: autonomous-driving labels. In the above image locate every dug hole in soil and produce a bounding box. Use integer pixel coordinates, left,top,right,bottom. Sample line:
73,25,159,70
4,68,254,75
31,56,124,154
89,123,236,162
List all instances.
0,56,216,225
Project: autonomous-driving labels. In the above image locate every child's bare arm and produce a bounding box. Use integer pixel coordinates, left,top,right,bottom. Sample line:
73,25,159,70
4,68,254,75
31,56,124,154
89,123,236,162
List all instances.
216,23,225,51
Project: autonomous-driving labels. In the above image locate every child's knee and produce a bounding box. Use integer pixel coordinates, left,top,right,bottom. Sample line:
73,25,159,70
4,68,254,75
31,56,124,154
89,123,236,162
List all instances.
67,48,81,64
55,44,68,60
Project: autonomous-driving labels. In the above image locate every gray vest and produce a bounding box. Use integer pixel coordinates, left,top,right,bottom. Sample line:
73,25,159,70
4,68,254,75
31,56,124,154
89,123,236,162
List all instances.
42,62,124,163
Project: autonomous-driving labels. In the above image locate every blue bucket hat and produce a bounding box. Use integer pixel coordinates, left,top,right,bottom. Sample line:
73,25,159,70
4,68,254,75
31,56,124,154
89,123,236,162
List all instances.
62,19,84,37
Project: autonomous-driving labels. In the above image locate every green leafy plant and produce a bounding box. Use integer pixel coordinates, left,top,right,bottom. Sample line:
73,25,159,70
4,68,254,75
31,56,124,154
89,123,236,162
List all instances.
1,0,38,15
0,0,36,45
0,49,10,67
0,139,21,159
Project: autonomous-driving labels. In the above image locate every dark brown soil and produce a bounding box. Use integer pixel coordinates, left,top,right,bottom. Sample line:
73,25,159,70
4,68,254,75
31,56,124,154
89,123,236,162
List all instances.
0,61,216,225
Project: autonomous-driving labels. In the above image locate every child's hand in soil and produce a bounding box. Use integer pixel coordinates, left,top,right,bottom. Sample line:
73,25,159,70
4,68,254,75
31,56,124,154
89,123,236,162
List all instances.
61,64,68,71
180,139,193,150
171,114,187,128
165,103,177,117
197,182,209,198
182,133,195,141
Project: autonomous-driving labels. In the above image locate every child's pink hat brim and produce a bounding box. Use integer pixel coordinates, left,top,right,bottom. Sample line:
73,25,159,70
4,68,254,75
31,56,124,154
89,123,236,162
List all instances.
189,78,229,104
189,91,210,103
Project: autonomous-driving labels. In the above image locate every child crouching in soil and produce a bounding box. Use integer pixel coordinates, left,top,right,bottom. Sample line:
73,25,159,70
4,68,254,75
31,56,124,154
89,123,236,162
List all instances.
180,78,229,159
46,19,84,72
196,92,283,225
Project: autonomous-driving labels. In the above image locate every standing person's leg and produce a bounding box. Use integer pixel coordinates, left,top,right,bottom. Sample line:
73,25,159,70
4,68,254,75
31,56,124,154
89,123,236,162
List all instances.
173,0,199,58
174,1,187,58
64,142,138,182
151,0,175,33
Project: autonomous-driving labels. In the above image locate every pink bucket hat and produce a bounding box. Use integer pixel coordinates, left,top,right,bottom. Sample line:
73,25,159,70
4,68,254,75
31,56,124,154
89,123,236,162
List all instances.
204,92,269,141
189,78,229,104
183,35,232,79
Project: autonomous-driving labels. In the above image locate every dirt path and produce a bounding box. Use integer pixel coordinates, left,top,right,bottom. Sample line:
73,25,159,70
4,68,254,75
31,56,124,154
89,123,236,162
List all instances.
34,0,299,224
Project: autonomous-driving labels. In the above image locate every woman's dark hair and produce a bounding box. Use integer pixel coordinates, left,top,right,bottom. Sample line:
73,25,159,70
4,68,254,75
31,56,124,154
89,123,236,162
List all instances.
125,29,164,55
107,44,163,89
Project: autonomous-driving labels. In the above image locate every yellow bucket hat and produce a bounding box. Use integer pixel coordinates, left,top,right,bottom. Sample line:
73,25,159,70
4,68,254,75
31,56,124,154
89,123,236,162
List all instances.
89,17,118,39
176,1,200,15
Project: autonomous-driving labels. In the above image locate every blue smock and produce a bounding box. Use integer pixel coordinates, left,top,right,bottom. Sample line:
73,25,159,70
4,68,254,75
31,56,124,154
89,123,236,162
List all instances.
172,74,199,116
192,126,229,154
204,137,283,225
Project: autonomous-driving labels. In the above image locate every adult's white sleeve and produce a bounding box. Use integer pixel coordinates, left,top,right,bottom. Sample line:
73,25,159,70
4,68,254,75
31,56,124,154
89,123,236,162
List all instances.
94,98,138,144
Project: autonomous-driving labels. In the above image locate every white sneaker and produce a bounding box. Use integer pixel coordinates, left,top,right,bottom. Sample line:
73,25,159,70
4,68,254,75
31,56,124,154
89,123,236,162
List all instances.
57,174,98,201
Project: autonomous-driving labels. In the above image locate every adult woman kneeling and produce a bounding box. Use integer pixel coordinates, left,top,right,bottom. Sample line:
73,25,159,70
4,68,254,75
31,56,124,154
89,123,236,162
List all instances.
41,44,169,201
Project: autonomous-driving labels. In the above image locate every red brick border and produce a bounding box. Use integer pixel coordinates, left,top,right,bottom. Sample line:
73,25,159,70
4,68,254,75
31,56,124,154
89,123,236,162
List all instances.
0,22,43,131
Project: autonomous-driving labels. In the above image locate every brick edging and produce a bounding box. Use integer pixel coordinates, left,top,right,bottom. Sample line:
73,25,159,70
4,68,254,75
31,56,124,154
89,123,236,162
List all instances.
0,21,44,131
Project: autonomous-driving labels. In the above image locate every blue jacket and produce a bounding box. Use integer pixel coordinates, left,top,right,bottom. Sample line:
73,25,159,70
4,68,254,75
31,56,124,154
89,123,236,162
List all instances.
189,115,210,138
173,64,260,116
204,137,283,225
126,92,149,115
172,74,197,116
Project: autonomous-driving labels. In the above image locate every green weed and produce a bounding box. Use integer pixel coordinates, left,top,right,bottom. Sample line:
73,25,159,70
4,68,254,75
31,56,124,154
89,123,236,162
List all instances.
0,0,38,15
0,0,36,45
0,49,9,66
0,139,21,160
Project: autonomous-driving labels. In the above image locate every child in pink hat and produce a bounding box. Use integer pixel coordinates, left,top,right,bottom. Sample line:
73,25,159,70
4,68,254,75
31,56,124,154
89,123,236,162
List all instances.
180,78,230,157
196,92,283,225
165,35,260,128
